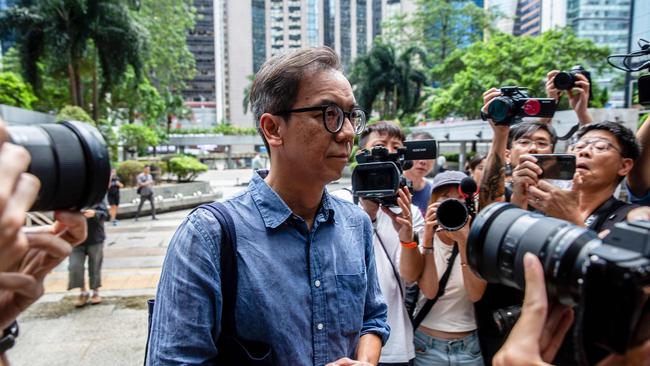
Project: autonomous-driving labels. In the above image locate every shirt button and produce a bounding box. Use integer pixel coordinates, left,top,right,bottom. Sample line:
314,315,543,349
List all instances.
314,280,321,288
317,323,324,330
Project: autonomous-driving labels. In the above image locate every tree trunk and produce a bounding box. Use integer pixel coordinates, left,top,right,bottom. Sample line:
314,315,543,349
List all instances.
68,63,78,107
92,48,99,121
167,113,173,134
75,65,84,107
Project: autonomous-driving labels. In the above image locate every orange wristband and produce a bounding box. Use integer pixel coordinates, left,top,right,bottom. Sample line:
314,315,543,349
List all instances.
400,241,418,249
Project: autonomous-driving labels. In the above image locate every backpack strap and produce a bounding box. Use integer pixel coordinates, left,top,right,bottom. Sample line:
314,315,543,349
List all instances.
197,202,238,337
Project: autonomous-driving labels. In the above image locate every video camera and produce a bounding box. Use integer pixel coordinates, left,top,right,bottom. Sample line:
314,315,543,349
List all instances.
7,121,111,211
482,87,557,125
351,140,437,206
608,38,650,106
467,203,650,365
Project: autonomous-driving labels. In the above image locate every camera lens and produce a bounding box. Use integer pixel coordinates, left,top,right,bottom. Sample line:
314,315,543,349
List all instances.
554,71,575,90
7,121,111,211
467,202,599,306
487,97,514,124
437,199,468,231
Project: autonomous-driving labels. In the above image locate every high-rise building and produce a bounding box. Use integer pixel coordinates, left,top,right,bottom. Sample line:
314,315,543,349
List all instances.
486,0,566,36
631,0,650,48
0,0,18,55
183,0,217,103
215,0,416,128
567,0,632,107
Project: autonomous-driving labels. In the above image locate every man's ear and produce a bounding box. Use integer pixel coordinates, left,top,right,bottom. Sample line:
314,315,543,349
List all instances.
618,157,634,177
259,113,285,149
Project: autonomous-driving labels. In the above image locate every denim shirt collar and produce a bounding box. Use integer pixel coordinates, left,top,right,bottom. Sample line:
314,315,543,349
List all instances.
249,170,335,229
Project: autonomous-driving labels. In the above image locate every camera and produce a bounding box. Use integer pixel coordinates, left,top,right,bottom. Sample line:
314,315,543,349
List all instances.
467,203,650,364
436,177,478,231
554,65,593,100
352,139,437,206
484,87,557,125
7,121,111,211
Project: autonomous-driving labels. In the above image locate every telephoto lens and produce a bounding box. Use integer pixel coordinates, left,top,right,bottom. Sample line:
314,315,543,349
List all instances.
466,202,597,306
7,121,111,211
437,199,469,231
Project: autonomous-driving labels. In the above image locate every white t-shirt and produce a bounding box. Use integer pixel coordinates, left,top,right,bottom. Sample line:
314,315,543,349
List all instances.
331,189,424,363
416,235,477,333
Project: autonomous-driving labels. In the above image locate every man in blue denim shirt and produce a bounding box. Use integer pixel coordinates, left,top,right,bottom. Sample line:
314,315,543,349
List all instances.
147,47,390,365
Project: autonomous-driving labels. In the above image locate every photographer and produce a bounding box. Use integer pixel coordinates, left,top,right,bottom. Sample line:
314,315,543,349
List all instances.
0,118,87,363
334,121,425,366
401,171,486,366
478,88,558,210
520,121,639,233
626,114,650,206
494,252,650,366
403,132,435,216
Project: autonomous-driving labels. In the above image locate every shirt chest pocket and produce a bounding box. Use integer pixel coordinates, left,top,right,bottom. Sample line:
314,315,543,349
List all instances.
336,271,367,335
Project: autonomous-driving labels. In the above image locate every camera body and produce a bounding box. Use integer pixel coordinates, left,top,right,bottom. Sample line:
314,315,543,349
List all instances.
467,203,650,363
352,139,437,206
554,65,591,90
485,87,556,125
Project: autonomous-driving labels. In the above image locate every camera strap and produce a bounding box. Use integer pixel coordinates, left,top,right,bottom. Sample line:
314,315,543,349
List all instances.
374,229,405,301
557,123,581,141
412,243,459,331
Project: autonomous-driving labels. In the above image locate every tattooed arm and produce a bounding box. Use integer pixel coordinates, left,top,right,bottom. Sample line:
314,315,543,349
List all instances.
478,88,510,210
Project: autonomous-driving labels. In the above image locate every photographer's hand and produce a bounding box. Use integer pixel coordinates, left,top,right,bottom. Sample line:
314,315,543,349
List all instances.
0,210,86,329
528,174,584,226
567,73,592,125
0,142,40,273
546,70,562,102
511,155,543,209
493,253,574,366
479,88,509,210
381,187,414,243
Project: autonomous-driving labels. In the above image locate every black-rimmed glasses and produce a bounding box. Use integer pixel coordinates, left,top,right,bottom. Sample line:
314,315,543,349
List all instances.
274,103,367,135
570,138,622,155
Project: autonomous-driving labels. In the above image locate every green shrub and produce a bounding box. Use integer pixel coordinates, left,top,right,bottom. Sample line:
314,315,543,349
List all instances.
57,105,94,124
442,152,459,162
116,160,144,187
169,155,208,182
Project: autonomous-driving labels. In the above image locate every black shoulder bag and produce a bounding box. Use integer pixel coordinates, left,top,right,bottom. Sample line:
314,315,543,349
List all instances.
144,202,273,366
411,243,459,331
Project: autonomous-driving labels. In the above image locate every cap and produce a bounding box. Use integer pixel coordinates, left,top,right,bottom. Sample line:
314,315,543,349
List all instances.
431,170,467,192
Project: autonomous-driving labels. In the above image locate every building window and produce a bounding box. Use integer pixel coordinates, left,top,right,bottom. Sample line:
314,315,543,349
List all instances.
252,0,266,73
357,0,367,55
372,0,382,38
324,0,336,48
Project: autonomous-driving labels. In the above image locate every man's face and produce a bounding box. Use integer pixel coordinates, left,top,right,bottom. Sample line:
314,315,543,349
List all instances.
279,69,356,185
144,167,150,174
508,129,554,167
362,131,403,153
574,130,633,189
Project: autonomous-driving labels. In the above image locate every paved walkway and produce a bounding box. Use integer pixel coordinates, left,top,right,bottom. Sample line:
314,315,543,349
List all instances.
7,169,352,366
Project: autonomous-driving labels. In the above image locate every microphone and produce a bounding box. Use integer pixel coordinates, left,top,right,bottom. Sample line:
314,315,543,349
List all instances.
459,176,478,198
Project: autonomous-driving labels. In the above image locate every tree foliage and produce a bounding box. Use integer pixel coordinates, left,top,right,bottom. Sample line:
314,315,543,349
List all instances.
0,0,148,112
0,72,37,109
119,123,159,156
382,0,493,64
422,30,611,119
349,41,427,121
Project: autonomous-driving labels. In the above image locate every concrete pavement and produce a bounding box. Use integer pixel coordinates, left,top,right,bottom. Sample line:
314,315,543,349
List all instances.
7,169,352,366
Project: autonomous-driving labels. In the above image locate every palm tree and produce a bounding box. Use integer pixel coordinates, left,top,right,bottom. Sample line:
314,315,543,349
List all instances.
349,41,428,120
0,0,147,118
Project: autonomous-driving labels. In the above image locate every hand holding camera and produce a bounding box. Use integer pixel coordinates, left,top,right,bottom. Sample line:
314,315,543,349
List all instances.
547,68,592,124
481,87,556,126
379,186,415,243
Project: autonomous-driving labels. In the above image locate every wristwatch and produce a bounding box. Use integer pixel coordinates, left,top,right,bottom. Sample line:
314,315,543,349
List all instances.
422,247,434,255
0,321,19,354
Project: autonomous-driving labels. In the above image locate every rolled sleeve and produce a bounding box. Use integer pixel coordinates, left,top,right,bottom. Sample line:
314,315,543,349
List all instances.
147,210,223,365
359,217,390,345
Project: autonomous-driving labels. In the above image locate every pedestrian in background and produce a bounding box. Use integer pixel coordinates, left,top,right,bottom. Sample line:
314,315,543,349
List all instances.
68,199,109,307
107,168,123,226
135,165,157,221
